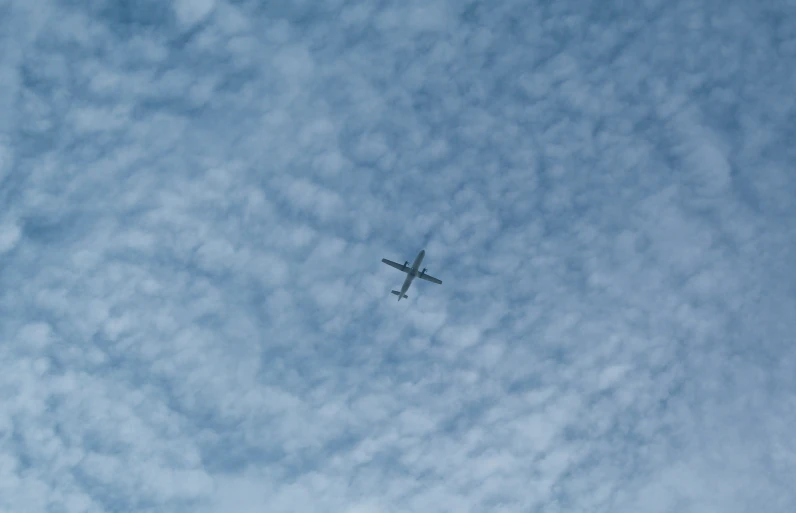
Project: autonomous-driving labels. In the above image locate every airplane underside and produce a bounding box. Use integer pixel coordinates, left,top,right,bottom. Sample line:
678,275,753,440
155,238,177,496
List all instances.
381,249,442,301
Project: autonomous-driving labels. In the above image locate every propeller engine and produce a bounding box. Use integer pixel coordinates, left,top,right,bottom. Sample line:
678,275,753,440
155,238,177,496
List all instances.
420,268,427,277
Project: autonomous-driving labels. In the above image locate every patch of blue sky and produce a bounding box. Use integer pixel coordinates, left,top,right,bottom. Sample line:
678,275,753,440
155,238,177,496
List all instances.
1,0,794,512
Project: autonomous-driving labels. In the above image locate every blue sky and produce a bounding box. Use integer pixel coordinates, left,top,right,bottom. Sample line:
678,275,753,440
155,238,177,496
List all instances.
2,0,795,511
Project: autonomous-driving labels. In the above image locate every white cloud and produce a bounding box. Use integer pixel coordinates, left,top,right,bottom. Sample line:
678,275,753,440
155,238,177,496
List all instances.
174,0,217,29
0,137,12,183
0,217,21,254
1,0,795,512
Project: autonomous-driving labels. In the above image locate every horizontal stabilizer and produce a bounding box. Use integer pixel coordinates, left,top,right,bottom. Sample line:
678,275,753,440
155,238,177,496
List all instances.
391,290,408,298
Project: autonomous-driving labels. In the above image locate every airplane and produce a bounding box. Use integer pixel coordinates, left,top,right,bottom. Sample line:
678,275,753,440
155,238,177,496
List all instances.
381,249,442,301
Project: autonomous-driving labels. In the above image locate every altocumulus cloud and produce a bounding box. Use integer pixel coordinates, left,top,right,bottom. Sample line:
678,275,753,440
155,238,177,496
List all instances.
1,0,795,512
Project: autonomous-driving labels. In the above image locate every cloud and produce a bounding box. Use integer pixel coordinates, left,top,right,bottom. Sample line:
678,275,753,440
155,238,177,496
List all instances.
174,0,217,30
2,0,795,512
0,216,21,254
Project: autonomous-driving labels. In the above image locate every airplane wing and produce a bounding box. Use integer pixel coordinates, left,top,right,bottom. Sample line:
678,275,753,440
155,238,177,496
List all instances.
381,258,409,273
418,272,442,285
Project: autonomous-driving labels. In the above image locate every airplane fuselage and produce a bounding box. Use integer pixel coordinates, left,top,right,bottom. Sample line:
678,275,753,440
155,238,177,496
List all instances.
398,250,425,301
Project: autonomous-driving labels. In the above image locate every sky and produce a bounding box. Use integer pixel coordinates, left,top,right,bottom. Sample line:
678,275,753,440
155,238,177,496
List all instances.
1,0,795,512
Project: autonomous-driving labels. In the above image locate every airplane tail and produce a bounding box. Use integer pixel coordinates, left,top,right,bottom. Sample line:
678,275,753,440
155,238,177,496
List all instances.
391,290,408,300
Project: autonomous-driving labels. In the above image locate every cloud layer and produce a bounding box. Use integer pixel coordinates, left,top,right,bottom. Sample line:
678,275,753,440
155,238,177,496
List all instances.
2,0,795,512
